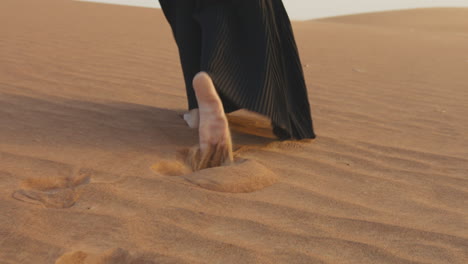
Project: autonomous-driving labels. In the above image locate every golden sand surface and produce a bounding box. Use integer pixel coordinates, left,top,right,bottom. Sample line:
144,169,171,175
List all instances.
1,1,467,263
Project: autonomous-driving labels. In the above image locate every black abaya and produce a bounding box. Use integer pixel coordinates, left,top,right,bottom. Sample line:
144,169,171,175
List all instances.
159,0,316,139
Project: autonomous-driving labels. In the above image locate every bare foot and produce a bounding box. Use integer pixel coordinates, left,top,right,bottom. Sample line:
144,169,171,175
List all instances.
183,108,199,128
189,72,233,170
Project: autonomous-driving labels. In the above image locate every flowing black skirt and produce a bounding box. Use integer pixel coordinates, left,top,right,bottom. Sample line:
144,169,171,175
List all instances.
159,0,316,139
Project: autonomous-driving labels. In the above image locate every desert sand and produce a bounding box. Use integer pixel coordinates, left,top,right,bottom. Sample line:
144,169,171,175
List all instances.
0,0,467,263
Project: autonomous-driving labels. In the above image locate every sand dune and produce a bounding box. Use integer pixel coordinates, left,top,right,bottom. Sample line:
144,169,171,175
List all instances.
0,0,467,263
317,8,468,33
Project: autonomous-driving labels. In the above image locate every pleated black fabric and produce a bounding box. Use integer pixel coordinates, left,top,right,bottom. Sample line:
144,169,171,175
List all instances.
159,0,316,139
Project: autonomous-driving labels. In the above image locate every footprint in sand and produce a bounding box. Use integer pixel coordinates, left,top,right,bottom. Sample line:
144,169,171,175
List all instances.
151,159,192,177
55,248,155,264
12,171,90,209
184,158,278,193
152,147,279,193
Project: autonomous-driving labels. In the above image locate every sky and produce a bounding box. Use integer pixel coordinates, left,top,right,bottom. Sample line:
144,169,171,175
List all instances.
76,0,468,20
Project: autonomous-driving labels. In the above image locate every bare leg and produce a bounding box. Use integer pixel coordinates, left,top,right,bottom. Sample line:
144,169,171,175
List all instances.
188,72,233,170
183,108,199,128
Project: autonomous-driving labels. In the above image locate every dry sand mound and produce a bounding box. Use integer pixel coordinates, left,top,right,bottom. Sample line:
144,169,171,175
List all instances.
0,1,467,263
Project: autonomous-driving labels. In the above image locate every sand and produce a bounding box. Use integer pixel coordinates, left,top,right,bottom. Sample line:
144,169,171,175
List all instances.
1,0,467,263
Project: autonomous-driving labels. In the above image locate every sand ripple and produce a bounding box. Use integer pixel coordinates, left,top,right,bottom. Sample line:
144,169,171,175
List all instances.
0,1,467,263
